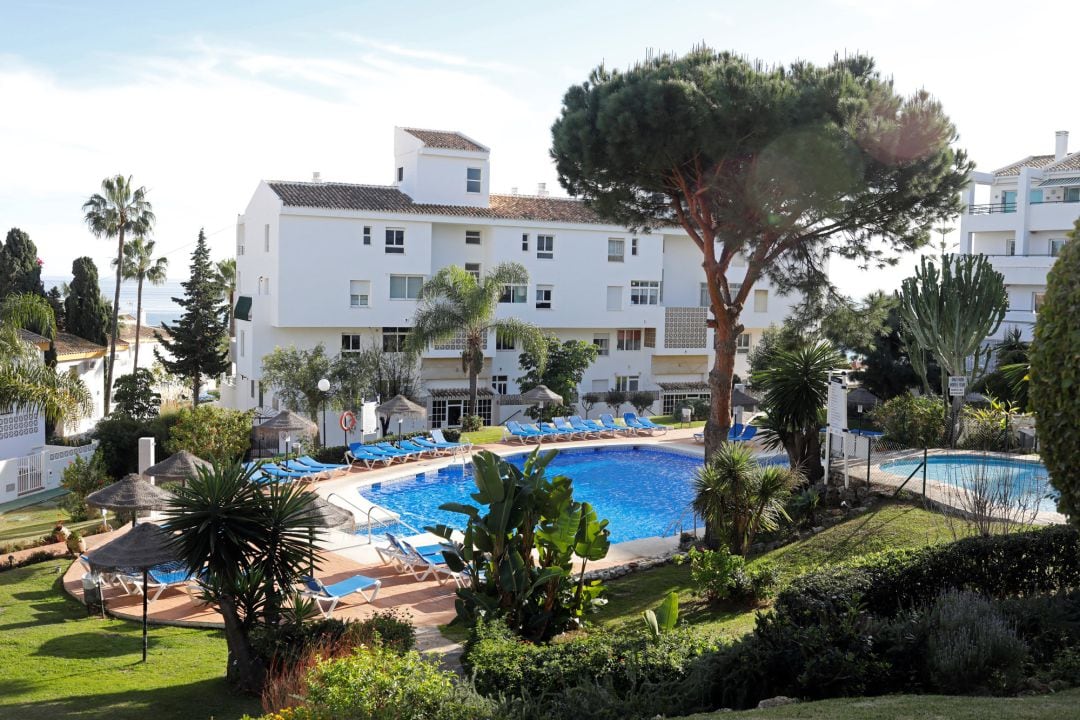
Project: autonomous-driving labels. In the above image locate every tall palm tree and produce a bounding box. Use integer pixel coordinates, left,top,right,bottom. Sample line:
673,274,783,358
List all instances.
406,263,546,419
752,341,842,483
692,442,800,554
82,175,155,415
0,293,92,426
112,235,168,372
212,258,237,337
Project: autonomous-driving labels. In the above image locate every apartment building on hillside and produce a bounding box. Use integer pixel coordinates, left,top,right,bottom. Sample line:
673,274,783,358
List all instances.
959,130,1079,343
222,127,802,431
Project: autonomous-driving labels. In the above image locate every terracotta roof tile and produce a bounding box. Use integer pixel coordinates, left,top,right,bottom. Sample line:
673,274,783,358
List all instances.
53,332,108,359
267,182,607,225
1043,153,1080,173
993,154,1057,176
118,322,167,344
402,128,485,152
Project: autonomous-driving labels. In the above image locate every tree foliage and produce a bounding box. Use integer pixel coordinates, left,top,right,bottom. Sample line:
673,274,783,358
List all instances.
156,229,230,405
168,404,253,463
551,48,970,457
854,304,940,399
518,336,598,416
260,343,335,425
974,328,1030,410
112,234,168,371
64,256,110,345
0,228,45,300
1030,219,1080,522
111,368,161,419
60,450,110,521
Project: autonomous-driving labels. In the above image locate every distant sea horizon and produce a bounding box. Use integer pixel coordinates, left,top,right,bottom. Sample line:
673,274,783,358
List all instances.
42,274,185,328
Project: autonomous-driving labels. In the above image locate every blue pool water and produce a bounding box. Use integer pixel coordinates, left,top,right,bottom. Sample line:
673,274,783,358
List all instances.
360,447,712,544
881,454,1057,513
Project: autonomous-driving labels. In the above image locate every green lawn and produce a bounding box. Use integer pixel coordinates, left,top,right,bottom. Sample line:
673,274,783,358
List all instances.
0,559,259,720
0,500,118,548
595,501,962,639
678,689,1080,719
461,426,508,445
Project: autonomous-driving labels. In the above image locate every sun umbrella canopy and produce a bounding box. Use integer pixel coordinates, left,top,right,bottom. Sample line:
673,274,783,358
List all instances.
86,473,174,512
377,394,426,416
731,388,761,408
144,450,212,482
84,522,178,571
519,384,563,405
256,409,317,434
309,494,357,533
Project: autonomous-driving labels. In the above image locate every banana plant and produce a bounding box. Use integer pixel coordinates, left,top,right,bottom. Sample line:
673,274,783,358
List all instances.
644,591,680,638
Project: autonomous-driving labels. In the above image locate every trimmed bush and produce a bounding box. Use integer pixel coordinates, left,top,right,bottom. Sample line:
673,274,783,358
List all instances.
93,412,178,478
1030,219,1080,520
924,590,1027,694
679,547,777,604
871,393,946,447
459,414,483,432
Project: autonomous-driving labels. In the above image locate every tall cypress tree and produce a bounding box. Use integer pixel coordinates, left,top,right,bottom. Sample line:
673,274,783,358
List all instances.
64,257,110,345
156,229,229,406
0,228,45,299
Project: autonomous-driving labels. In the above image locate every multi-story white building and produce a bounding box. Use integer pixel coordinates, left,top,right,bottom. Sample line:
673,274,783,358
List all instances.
223,128,801,432
960,130,1079,342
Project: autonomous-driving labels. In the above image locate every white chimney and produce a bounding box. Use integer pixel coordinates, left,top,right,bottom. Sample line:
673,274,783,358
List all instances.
312,171,322,183
537,182,548,197
1055,131,1069,160
510,186,518,195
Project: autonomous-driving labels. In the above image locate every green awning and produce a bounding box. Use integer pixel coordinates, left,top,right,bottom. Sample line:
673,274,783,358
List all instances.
1037,176,1080,187
234,295,252,321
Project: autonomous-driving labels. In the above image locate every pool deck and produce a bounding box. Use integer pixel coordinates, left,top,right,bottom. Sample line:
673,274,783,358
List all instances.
62,428,705,632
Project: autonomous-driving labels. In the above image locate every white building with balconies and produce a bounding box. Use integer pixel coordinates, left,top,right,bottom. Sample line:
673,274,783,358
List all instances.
222,128,802,435
960,130,1079,342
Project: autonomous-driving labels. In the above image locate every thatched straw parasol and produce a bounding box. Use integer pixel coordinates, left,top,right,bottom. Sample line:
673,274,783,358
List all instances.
309,494,357,532
144,450,212,486
85,522,179,662
519,384,563,405
732,388,761,409
376,394,426,417
86,474,173,516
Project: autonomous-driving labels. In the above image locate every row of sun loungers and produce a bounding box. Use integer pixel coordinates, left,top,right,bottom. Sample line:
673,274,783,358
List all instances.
80,555,204,603
345,431,471,469
692,423,759,444
504,413,670,444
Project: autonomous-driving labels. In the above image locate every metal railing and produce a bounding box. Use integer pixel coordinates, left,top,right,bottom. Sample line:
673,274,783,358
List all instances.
325,492,423,544
967,197,1080,215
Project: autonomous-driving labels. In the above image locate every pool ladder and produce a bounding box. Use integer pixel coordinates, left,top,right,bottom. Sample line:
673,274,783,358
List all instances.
325,492,425,545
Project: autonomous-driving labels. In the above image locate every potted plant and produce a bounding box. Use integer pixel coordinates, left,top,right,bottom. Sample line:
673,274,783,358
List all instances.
66,530,86,557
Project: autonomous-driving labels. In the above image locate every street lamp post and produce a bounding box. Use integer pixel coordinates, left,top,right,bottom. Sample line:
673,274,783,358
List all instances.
317,377,330,449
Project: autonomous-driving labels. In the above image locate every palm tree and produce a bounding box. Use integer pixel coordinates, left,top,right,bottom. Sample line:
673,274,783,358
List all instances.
752,341,842,483
0,293,92,426
165,462,322,692
212,259,237,337
83,175,155,414
692,442,801,554
406,263,546,418
112,235,168,372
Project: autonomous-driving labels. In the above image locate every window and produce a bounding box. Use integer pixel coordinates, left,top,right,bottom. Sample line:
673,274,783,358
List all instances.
537,234,554,259
500,284,527,303
608,238,625,262
1005,239,1016,256
432,398,492,428
363,226,371,245
699,283,709,307
341,334,364,352
496,331,516,351
466,167,482,193
644,328,656,348
606,286,623,311
382,327,409,352
1030,189,1044,203
521,233,529,251
389,274,423,299
1051,238,1068,257
535,284,553,309
250,379,255,399
264,224,270,252
1002,190,1017,212
754,289,768,312
630,280,660,306
385,228,405,254
258,382,264,406
593,333,610,356
1066,187,1080,203
736,333,751,353
239,330,246,358
397,166,404,182
237,225,245,256
662,391,709,415
615,375,640,392
631,238,639,256
349,280,370,307
465,230,482,245
491,375,508,395
462,263,481,281
617,329,642,351
591,379,609,393
1033,292,1046,313
728,282,742,298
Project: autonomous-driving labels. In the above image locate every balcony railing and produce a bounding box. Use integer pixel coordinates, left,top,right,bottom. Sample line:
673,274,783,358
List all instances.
967,198,1080,215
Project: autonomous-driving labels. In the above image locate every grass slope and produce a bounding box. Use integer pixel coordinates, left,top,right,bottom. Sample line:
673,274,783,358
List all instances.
0,559,259,720
0,501,116,547
678,689,1080,719
595,501,962,638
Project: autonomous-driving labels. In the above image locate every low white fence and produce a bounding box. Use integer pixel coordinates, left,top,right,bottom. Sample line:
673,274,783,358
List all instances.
0,441,98,505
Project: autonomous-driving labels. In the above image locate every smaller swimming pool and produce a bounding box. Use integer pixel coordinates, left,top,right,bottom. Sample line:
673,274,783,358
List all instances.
880,454,1057,513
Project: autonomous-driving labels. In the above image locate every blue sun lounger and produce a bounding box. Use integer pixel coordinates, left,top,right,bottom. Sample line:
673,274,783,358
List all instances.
599,414,635,435
300,574,381,617
345,443,394,468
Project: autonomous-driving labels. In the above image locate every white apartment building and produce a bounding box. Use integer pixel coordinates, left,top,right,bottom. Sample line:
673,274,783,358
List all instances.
959,130,1079,342
223,128,801,431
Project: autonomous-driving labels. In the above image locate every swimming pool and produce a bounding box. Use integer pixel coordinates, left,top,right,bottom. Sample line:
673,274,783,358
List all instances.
359,447,710,544
880,454,1057,513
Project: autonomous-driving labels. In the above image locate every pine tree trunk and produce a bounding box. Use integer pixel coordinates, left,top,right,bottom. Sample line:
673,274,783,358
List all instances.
133,275,144,371
105,227,125,414
193,372,200,409
704,313,736,457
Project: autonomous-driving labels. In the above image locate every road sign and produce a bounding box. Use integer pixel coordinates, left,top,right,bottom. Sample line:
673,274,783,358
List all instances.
948,376,967,398
827,378,847,433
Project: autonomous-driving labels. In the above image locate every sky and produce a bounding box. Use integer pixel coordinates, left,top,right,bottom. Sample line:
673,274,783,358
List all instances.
2,0,1078,299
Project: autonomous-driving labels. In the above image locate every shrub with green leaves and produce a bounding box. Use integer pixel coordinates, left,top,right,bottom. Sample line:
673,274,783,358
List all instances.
679,547,777,604
459,414,483,432
1030,219,1080,521
92,412,178,477
168,404,253,462
871,393,946,447
60,450,110,521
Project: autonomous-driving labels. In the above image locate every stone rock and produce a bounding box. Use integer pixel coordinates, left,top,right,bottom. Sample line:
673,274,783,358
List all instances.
811,526,825,534
757,696,798,709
